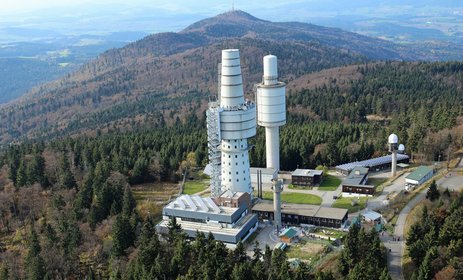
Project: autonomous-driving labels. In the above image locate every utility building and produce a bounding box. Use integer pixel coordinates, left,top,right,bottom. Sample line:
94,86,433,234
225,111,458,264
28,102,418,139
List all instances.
335,154,410,175
405,166,434,187
252,200,348,228
342,166,375,196
157,192,258,244
291,169,323,187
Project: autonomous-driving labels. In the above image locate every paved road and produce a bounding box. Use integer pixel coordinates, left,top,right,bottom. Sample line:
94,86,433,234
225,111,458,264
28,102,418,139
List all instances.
367,172,409,210
385,160,463,280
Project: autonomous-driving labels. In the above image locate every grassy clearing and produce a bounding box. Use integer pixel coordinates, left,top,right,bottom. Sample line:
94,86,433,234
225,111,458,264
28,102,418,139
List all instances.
318,175,341,191
313,228,347,239
368,177,388,187
287,184,313,190
286,239,326,260
132,182,179,220
262,191,322,205
332,196,368,213
183,180,209,195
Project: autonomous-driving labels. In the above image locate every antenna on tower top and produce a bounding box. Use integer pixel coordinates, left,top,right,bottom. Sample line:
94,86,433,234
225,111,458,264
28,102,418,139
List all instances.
232,0,235,11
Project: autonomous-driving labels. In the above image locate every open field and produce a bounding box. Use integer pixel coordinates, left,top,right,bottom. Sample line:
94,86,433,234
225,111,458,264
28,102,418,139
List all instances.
318,175,342,191
262,191,322,205
332,196,368,213
313,228,347,240
368,177,388,187
286,239,326,260
183,180,209,195
132,182,179,220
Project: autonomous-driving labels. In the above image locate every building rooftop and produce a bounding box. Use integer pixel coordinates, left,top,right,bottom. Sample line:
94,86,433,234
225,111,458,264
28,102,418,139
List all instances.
250,167,278,176
279,228,298,239
252,200,348,221
166,194,236,215
219,190,246,199
291,169,323,177
362,210,382,221
336,154,410,172
343,166,369,186
406,166,433,182
157,213,257,237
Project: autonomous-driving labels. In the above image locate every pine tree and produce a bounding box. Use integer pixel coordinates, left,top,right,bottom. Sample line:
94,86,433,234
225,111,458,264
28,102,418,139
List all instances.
0,264,9,280
252,241,262,263
26,153,47,187
122,186,136,217
426,180,440,201
25,228,46,280
58,156,77,189
379,267,392,280
417,246,438,280
112,214,134,257
16,159,27,187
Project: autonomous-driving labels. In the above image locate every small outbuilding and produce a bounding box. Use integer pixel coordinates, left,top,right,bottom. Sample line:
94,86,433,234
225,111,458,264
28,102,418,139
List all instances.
361,210,382,224
405,166,433,187
291,169,323,186
279,228,299,244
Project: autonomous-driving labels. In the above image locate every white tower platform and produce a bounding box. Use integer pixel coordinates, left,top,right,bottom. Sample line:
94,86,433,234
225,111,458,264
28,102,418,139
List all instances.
388,133,399,177
256,55,286,171
207,49,256,197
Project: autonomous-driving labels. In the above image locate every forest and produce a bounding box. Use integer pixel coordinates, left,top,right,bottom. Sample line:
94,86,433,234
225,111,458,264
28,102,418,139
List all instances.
405,184,463,279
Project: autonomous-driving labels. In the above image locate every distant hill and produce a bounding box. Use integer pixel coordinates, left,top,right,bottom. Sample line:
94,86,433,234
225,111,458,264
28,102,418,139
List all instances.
0,10,450,144
0,31,148,104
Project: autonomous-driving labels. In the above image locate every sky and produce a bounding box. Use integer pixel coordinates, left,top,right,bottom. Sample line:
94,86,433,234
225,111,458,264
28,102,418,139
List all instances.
1,0,462,36
3,0,460,16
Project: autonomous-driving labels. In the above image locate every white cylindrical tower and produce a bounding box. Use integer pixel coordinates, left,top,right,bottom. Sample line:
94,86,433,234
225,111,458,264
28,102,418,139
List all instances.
272,179,283,232
218,49,256,195
388,133,399,177
256,55,286,171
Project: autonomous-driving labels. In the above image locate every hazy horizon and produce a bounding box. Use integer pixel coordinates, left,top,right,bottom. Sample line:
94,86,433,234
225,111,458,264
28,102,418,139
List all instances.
2,0,462,36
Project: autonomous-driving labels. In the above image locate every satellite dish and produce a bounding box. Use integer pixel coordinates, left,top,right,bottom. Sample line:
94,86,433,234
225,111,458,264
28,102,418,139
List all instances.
388,133,398,144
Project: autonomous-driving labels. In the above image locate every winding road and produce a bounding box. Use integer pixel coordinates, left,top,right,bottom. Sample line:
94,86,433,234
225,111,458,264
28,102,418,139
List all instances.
385,160,463,280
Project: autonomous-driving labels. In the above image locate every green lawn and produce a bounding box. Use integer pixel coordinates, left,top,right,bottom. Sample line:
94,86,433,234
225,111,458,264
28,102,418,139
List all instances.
367,178,388,187
318,175,342,191
262,191,322,205
183,180,209,195
332,196,368,213
287,184,313,190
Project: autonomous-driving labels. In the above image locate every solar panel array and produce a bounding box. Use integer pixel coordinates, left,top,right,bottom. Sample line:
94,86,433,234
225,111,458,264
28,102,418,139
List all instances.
336,154,410,172
170,195,221,214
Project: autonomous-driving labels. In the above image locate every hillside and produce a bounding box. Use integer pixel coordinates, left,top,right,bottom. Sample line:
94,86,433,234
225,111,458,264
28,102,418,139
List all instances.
0,10,443,144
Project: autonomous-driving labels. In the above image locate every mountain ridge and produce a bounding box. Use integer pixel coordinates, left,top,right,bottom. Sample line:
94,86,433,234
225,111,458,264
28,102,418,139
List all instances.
0,10,448,144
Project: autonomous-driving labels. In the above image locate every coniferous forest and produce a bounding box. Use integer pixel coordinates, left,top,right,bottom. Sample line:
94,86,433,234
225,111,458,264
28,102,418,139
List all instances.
1,61,463,278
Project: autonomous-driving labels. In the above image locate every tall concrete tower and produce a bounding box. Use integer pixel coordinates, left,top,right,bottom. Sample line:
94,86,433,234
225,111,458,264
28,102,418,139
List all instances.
388,133,399,177
256,55,286,171
272,179,283,232
207,49,256,197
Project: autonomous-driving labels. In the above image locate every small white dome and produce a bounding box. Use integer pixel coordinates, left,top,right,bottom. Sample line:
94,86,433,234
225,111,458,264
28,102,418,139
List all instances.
388,133,398,144
398,144,405,151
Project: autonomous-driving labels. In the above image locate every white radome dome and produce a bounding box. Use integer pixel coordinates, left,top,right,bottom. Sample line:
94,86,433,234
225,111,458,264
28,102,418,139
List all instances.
388,133,398,144
398,144,405,151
